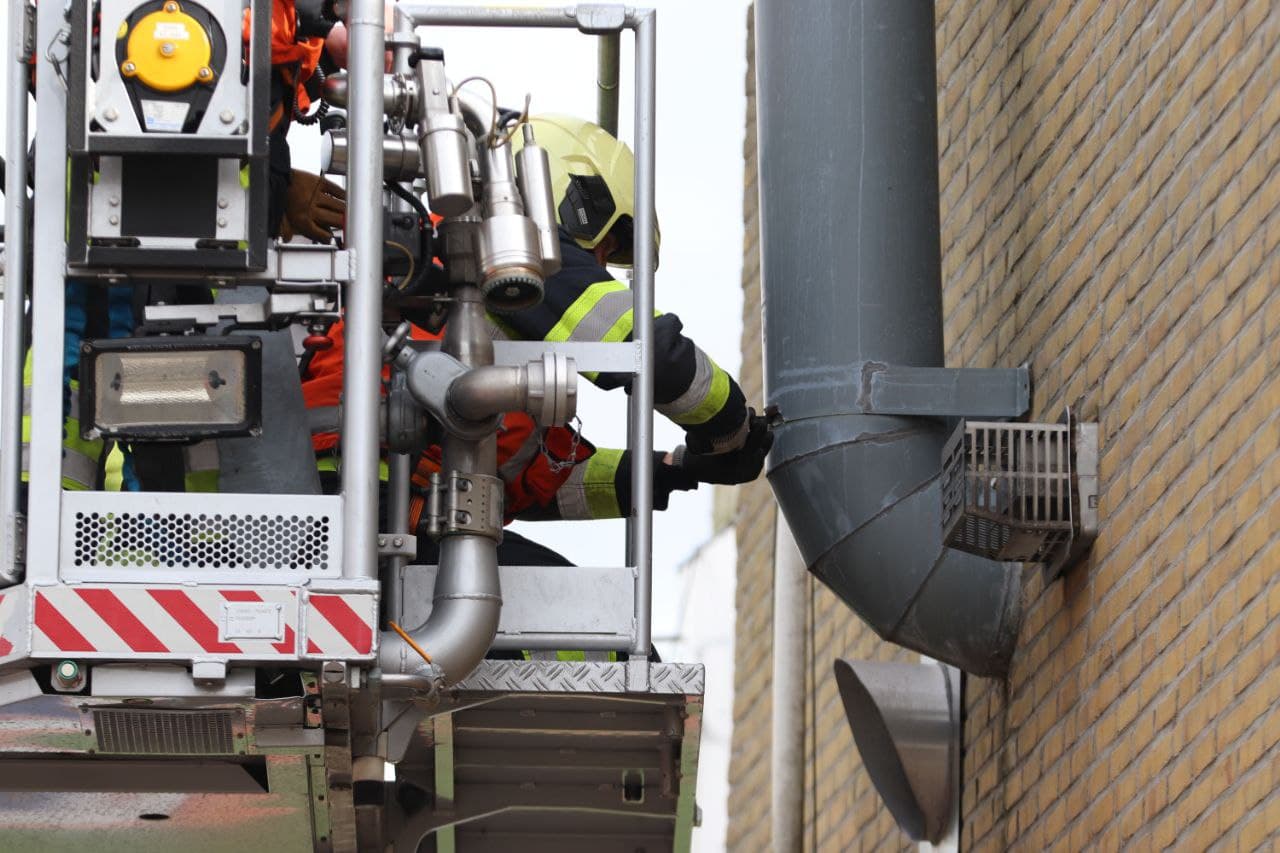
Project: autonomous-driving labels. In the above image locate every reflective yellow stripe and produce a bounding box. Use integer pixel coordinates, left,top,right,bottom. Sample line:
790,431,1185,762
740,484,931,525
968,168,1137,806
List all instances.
545,281,629,343
317,456,391,480
521,650,619,662
579,307,661,384
184,470,219,492
670,361,731,426
582,448,623,520
104,445,126,491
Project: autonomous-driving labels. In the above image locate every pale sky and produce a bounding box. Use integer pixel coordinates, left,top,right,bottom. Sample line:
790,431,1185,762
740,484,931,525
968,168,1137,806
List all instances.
1,0,753,639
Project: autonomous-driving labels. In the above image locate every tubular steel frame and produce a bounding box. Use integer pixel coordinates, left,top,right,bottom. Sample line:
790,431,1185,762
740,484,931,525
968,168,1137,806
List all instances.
396,5,659,662
11,2,658,663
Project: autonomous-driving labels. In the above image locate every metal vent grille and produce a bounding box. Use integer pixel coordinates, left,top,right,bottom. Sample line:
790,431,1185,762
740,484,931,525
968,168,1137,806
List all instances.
941,421,1074,564
94,709,237,755
72,511,331,571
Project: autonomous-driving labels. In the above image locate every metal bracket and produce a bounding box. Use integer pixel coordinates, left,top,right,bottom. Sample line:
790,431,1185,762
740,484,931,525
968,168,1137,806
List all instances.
1044,417,1099,582
11,514,26,569
143,288,339,329
377,533,418,559
20,1,36,63
575,4,628,33
860,363,1031,419
319,661,358,852
421,471,504,542
68,245,354,287
401,349,498,441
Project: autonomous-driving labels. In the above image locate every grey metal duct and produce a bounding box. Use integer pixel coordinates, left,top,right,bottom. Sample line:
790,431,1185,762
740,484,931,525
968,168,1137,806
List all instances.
833,659,959,842
755,0,1021,676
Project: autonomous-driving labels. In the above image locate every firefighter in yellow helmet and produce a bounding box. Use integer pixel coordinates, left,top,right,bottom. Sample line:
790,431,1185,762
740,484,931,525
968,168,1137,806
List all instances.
504,115,771,518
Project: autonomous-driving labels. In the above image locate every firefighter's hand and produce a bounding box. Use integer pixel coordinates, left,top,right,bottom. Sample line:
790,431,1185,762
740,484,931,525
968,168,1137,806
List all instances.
280,170,346,244
674,411,773,485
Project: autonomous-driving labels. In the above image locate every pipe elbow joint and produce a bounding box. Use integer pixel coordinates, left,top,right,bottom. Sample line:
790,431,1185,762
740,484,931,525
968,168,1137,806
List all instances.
447,352,578,427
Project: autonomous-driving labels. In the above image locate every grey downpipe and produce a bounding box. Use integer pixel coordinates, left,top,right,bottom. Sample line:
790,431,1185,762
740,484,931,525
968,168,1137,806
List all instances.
380,288,501,685
340,0,386,580
754,0,1020,677
0,1,30,587
771,515,806,852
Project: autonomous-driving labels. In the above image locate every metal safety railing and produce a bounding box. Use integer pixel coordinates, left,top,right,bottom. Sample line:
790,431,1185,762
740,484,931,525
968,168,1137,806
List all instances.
9,1,659,665
378,4,660,661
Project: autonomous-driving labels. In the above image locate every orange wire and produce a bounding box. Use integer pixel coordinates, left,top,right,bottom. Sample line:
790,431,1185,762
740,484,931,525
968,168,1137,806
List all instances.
388,620,433,665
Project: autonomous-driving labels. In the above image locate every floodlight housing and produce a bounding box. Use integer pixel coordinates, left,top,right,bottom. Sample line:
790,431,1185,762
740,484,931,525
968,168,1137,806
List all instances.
79,336,262,441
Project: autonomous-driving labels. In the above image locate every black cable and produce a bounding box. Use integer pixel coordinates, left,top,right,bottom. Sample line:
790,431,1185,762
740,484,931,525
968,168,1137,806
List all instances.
384,182,434,294
291,64,330,127
384,180,428,222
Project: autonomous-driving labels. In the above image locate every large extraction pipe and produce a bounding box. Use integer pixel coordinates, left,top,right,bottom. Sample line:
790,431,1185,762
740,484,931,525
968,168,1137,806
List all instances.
755,0,1020,676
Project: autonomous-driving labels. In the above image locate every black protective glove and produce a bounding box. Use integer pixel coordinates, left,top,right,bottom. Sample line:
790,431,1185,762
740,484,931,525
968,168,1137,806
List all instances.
615,452,699,516
674,409,773,485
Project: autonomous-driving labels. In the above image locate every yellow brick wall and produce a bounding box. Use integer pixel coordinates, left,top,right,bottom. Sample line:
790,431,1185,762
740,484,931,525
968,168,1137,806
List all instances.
732,1,1280,850
941,1,1280,849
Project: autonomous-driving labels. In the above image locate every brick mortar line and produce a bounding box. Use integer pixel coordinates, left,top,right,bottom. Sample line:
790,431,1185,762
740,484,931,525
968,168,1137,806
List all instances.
1072,220,1276,482
1073,292,1280,623
986,263,1280,692
1033,31,1280,399
967,466,1280,804
940,0,1253,349
937,0,1130,220
935,3,1033,171
945,41,1274,372
1005,389,1279,737
937,0,1155,245
1134,663,1280,846
1125,708,1280,848
983,514,1280,849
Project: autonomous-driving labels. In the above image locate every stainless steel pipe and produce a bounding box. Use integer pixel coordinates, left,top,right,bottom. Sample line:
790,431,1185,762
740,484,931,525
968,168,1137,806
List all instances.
381,288,503,686
320,130,422,181
0,1,30,586
340,0,388,580
627,10,657,659
399,5,642,29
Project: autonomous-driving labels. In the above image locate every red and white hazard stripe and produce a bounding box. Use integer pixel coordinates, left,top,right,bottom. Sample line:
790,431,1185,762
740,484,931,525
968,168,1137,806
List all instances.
27,585,378,661
0,590,20,658
304,593,377,658
32,587,301,658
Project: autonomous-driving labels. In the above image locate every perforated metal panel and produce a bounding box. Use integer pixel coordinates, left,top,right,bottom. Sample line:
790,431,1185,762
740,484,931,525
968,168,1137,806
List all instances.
60,492,343,582
72,511,331,570
93,709,239,755
941,420,1074,564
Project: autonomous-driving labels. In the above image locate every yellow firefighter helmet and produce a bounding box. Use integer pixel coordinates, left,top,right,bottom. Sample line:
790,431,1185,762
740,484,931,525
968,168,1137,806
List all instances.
515,114,659,268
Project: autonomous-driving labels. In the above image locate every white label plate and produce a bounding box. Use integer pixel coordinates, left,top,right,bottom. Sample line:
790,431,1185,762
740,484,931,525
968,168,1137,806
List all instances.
153,22,192,41
220,602,284,641
141,99,190,132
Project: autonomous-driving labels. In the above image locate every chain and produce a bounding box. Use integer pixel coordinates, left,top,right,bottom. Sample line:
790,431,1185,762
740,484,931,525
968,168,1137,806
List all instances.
540,415,585,473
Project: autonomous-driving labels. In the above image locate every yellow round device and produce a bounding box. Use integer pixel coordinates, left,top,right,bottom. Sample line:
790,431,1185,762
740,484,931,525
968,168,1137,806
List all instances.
122,2,214,93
